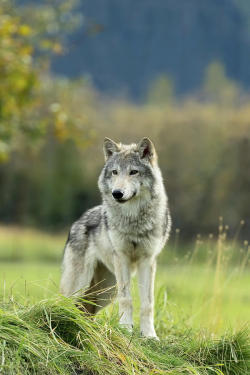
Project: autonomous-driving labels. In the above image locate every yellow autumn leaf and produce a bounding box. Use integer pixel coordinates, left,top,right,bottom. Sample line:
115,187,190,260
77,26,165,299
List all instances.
19,24,32,36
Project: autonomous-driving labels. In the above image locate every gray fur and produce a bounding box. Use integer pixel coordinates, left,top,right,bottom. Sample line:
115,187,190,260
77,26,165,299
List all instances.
60,137,171,338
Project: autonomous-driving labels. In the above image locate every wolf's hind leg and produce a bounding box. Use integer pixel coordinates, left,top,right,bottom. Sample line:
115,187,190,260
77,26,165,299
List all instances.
60,243,96,298
80,261,116,314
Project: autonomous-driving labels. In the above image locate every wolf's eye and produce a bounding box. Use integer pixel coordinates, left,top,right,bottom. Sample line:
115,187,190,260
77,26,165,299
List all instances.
130,170,138,175
112,170,118,175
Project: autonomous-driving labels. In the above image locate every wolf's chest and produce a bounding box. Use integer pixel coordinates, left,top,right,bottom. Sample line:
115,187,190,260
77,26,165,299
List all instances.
122,240,150,261
110,211,156,236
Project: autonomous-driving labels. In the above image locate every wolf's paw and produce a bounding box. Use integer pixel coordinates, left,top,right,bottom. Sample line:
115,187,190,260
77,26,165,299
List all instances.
141,331,159,340
119,323,133,333
140,326,159,340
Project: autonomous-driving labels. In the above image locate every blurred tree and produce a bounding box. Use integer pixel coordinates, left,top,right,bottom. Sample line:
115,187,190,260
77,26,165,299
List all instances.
18,0,81,57
0,0,82,161
146,75,174,106
0,1,37,160
202,61,241,105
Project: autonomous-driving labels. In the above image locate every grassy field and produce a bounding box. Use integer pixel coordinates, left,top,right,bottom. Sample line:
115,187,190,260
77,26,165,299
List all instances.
0,226,249,374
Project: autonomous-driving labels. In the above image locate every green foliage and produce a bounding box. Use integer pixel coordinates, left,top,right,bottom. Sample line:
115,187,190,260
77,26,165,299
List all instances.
0,1,37,160
18,0,81,55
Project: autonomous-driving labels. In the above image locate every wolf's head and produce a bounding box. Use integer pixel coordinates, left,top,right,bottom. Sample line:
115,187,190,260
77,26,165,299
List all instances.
98,137,162,205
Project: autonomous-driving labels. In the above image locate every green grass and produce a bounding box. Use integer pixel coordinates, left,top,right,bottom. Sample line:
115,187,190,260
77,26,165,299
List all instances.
0,225,249,374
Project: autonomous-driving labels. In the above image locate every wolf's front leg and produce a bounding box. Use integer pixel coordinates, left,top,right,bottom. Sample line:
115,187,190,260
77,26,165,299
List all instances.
113,252,133,331
138,257,158,339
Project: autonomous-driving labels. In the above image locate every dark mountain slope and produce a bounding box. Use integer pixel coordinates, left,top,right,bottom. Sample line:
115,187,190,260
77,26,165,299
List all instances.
27,0,250,97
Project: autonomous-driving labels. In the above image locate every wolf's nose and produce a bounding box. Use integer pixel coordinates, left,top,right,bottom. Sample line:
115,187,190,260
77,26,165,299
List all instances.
112,190,124,200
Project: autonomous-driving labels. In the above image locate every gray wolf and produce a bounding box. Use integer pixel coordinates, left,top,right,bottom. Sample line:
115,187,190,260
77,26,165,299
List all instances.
60,137,171,338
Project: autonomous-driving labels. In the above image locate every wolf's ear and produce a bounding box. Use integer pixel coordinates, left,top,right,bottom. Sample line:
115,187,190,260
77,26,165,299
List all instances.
137,137,156,163
103,138,120,160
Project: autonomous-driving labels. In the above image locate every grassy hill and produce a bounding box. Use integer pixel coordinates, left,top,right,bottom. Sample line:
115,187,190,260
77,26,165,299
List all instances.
1,296,249,375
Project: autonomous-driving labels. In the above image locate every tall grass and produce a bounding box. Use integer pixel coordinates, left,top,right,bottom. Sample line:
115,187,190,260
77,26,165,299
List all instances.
156,219,250,333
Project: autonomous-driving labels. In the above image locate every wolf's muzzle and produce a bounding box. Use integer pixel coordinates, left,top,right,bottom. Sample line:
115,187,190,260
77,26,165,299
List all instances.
112,190,124,200
112,190,136,203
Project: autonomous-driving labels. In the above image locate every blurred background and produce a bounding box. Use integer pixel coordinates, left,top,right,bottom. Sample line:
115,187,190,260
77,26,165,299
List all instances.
0,0,250,330
1,0,250,239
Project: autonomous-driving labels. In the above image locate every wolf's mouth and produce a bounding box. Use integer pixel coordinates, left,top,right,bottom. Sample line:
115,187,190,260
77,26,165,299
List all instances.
116,191,136,204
